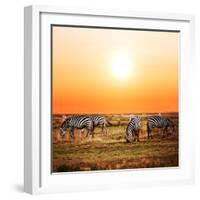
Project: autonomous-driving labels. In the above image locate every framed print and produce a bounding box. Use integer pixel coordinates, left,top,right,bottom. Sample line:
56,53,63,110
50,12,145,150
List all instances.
24,5,195,194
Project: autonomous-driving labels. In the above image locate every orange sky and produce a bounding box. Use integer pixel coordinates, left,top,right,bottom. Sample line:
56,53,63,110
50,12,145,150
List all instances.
52,26,179,114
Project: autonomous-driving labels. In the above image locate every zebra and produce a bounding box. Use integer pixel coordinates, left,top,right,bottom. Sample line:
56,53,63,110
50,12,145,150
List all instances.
126,116,141,142
147,116,175,139
79,115,112,136
60,115,94,142
90,115,110,135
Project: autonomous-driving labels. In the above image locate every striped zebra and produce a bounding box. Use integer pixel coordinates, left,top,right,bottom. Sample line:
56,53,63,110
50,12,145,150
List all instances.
60,115,94,142
126,116,141,142
147,116,175,139
89,115,110,135
80,115,112,136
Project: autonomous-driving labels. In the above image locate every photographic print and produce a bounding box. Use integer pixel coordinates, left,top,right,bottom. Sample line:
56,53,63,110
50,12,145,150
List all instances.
51,25,179,173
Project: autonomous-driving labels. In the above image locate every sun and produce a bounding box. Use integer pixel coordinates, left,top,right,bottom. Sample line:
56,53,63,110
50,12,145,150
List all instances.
111,53,133,80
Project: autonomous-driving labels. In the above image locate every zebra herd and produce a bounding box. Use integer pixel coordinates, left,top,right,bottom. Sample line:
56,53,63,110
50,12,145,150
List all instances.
59,115,176,143
126,115,176,142
60,115,110,141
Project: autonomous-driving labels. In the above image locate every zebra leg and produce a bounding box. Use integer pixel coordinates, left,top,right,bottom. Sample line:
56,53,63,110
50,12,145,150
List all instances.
148,129,153,139
79,129,85,140
91,129,95,138
137,130,140,142
105,126,107,136
85,129,93,139
125,128,131,143
69,128,75,143
166,126,171,137
87,129,93,141
104,123,107,136
100,125,104,136
147,123,152,140
161,128,164,138
85,129,89,138
150,130,153,139
101,123,106,136
151,127,154,139
126,137,130,143
132,130,136,142
104,123,108,136
164,127,167,137
134,130,139,142
91,122,95,139
162,127,167,138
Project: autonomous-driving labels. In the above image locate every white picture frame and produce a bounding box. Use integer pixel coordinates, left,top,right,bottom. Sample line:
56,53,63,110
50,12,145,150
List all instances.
24,5,195,194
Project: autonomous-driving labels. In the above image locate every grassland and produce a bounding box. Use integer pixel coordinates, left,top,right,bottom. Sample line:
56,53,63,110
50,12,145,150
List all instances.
52,113,178,172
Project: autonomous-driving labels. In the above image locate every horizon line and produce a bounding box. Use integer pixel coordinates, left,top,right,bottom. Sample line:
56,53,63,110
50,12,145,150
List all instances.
52,111,179,115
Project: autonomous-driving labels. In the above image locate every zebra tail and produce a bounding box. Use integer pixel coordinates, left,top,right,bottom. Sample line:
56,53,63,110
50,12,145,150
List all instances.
106,120,113,126
173,124,177,135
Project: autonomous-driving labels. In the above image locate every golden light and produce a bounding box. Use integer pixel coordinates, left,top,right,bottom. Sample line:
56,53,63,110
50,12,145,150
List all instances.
111,53,133,80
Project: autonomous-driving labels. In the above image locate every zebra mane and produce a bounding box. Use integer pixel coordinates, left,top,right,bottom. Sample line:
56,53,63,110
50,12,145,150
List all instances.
62,115,74,121
129,115,134,122
60,115,71,129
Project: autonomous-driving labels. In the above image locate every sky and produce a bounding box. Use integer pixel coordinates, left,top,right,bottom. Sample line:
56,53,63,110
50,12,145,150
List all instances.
52,26,179,114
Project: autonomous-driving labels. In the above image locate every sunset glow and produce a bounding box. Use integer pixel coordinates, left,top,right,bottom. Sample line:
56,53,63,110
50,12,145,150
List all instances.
52,26,179,114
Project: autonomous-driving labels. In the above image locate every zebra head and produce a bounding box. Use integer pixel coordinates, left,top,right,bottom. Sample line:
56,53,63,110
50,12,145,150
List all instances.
167,118,176,135
59,128,65,139
60,118,69,139
171,123,177,135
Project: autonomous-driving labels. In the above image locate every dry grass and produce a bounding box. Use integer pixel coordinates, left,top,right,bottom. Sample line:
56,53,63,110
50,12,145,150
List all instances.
52,113,178,172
